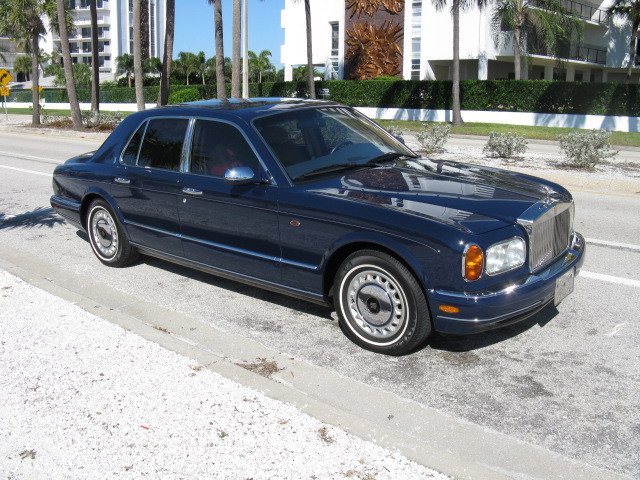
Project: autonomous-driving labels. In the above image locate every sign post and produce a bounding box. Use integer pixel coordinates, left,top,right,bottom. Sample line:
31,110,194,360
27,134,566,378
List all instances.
0,68,13,121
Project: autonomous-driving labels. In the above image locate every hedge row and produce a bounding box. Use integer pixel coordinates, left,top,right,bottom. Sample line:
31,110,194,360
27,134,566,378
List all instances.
8,79,640,116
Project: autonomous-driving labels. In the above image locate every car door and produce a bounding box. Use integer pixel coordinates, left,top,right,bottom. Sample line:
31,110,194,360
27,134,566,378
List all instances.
110,117,189,256
178,118,281,283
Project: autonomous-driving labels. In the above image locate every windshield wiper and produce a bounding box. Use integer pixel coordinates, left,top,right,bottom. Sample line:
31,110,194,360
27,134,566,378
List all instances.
294,162,369,180
366,152,416,165
293,152,414,181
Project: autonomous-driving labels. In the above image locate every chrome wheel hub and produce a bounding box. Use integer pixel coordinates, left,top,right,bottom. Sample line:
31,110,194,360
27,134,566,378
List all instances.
91,209,118,259
347,268,407,339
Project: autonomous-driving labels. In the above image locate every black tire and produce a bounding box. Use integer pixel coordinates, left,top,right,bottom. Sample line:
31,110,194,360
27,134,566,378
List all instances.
334,249,431,355
86,199,138,267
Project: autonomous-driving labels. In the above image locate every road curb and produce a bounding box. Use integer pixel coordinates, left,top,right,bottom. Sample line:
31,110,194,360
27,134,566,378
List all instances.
0,241,627,480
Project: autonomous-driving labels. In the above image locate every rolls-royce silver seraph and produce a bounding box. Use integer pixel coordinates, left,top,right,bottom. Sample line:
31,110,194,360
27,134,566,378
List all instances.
51,99,585,354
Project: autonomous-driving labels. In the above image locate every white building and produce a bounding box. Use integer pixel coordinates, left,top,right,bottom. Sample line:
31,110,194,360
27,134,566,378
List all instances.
1,0,165,82
280,0,639,83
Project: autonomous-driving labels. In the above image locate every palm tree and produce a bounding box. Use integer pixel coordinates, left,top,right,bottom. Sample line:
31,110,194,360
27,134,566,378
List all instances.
248,49,274,83
89,0,100,120
56,0,82,129
116,53,134,88
174,51,200,85
0,0,58,125
195,51,207,85
133,0,145,110
207,0,227,100
158,0,174,106
491,0,583,80
13,55,33,80
432,0,490,125
608,0,640,83
304,0,315,98
231,0,241,97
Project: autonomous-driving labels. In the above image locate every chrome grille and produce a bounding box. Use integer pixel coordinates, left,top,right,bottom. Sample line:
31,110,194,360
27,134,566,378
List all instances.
518,202,573,272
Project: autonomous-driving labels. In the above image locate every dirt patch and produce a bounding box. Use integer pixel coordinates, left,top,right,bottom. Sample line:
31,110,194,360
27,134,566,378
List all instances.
235,357,284,378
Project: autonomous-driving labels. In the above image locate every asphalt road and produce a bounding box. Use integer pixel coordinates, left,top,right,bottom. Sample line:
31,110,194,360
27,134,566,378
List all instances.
1,130,639,478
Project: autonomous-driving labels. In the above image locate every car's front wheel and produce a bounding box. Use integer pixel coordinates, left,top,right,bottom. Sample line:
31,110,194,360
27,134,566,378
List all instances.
334,250,431,355
86,199,138,267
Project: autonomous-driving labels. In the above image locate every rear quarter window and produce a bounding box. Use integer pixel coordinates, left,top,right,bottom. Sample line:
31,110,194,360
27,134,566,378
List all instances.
135,118,189,170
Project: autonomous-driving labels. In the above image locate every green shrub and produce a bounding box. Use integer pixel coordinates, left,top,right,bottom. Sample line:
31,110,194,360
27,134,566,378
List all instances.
168,88,201,104
483,132,528,158
416,122,451,153
557,130,618,168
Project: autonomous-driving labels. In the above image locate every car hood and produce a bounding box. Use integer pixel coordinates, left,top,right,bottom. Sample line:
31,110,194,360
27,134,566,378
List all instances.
306,158,570,235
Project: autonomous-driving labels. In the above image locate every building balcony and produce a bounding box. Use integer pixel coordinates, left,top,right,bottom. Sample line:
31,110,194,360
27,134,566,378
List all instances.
531,0,610,25
530,43,607,64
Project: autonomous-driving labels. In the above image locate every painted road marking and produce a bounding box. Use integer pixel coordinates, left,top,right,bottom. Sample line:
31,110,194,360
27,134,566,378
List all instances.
0,150,63,164
0,165,52,177
580,271,640,288
586,237,640,252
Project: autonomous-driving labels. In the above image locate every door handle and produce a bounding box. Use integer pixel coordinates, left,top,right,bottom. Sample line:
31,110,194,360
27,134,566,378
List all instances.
182,187,203,196
114,177,130,185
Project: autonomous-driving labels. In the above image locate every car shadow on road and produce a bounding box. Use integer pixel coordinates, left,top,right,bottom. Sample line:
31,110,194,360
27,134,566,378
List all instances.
428,303,559,353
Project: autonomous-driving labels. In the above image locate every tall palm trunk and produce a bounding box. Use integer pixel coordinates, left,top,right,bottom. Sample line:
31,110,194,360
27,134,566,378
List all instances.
133,0,145,110
158,0,174,106
213,0,226,100
31,33,40,125
231,0,241,98
305,0,315,98
90,0,100,119
451,0,463,125
513,26,521,80
56,0,82,129
628,20,640,83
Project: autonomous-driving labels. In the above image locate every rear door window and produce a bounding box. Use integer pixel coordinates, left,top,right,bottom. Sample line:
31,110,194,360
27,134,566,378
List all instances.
136,118,189,170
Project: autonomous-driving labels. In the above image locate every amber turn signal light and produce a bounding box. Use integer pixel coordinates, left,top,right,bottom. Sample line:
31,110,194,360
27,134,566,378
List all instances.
464,244,483,281
438,305,460,314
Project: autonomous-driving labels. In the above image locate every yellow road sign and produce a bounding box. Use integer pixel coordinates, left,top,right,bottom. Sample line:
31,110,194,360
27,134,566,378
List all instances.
0,87,9,96
0,68,13,86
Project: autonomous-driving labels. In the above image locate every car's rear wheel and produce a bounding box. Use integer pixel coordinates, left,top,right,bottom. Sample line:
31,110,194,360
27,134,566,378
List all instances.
334,250,431,355
86,199,137,267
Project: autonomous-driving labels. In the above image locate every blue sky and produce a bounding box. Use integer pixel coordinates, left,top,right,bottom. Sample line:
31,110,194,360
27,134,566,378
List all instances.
173,0,285,69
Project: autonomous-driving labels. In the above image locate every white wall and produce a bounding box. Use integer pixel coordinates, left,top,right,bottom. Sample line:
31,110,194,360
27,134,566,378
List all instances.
280,0,345,81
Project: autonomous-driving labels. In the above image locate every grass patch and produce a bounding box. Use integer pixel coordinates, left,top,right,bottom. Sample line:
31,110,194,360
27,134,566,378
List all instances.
377,120,640,147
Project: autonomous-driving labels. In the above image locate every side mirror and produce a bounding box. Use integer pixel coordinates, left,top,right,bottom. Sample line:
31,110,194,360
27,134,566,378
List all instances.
224,166,257,185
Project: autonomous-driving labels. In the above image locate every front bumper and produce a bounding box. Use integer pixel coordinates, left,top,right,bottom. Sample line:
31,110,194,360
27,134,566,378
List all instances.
430,232,586,334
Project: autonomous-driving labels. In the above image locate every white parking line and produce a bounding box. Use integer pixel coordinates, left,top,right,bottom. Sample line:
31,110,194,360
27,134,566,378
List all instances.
580,270,640,288
586,238,640,252
0,165,52,177
0,150,61,164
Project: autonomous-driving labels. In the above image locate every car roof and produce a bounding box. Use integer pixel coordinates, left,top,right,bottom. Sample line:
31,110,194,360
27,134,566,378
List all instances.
158,97,341,119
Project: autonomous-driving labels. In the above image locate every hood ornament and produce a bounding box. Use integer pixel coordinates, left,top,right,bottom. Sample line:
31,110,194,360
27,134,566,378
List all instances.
542,186,557,206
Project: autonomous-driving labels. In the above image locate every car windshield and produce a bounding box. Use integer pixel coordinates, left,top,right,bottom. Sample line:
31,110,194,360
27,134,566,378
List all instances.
254,106,417,181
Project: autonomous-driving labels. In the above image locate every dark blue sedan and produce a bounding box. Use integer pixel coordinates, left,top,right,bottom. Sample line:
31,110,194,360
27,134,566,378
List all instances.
51,99,585,354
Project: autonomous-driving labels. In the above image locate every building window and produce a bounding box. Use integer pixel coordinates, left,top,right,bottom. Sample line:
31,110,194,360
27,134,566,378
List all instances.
83,42,91,53
330,22,339,57
328,60,339,80
129,0,133,13
412,1,422,22
412,37,421,56
411,59,420,80
81,27,91,38
129,26,134,54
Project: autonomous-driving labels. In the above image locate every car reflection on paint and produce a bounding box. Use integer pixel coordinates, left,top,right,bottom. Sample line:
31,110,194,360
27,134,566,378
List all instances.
51,98,585,355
